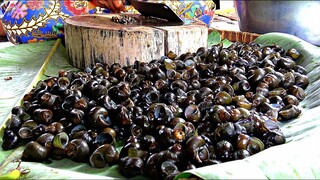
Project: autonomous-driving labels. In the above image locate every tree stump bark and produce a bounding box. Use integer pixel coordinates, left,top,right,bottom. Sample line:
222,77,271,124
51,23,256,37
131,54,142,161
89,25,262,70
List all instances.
64,14,208,69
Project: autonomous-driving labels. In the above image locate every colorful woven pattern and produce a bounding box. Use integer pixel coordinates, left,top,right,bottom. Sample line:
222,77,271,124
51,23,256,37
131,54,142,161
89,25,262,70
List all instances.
1,0,216,44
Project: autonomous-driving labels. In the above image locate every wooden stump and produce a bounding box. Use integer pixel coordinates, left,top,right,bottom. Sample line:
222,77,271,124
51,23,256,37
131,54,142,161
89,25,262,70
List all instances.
64,14,208,69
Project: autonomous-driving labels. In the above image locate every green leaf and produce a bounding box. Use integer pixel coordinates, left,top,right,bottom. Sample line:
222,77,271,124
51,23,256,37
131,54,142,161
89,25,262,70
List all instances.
222,38,233,48
2,33,320,180
0,41,57,129
208,29,221,47
207,30,232,48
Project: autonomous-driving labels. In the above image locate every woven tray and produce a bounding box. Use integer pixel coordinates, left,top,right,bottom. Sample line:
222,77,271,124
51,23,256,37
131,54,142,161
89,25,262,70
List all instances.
210,29,260,44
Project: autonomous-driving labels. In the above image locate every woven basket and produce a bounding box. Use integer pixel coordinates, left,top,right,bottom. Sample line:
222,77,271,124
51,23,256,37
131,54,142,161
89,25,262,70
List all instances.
209,29,260,44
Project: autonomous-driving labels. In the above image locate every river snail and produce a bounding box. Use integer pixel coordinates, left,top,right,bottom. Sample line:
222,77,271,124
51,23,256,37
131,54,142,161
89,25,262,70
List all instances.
1,42,309,179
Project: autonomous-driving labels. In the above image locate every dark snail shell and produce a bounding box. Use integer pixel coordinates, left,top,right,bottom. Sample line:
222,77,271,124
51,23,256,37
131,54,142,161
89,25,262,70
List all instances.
145,90,160,104
144,153,162,178
217,83,234,97
190,79,201,90
294,65,307,75
286,48,301,60
11,106,25,116
269,87,287,98
256,82,270,97
70,78,85,91
147,67,166,82
97,95,117,110
126,73,141,87
232,80,251,94
233,149,250,160
77,129,97,145
90,144,119,168
23,91,35,102
173,121,195,140
283,95,299,106
281,72,295,88
39,92,57,108
262,73,280,89
117,82,131,102
57,76,70,91
229,108,242,122
186,135,209,164
181,93,196,108
154,79,169,92
215,140,234,162
62,95,77,111
160,160,180,179
32,124,48,137
149,103,174,125
140,135,158,152
294,73,309,89
92,131,116,149
36,133,54,150
214,122,247,143
6,114,22,132
45,122,64,135
287,85,306,101
18,120,37,139
65,139,90,162
237,134,265,155
53,132,69,149
170,80,188,92
34,80,48,94
278,104,301,121
260,59,275,69
69,108,85,125
157,127,176,148
251,93,268,107
33,108,53,125
130,124,143,138
260,103,280,120
120,156,144,178
87,106,112,130
2,130,20,150
119,141,141,159
247,68,266,84
113,105,133,126
214,91,232,106
113,68,127,81
22,141,49,162
184,104,201,123
268,95,283,105
232,95,252,110
73,97,89,111
277,57,296,69
166,69,181,81
197,87,214,101
70,124,87,137
208,105,231,123
263,131,286,148
91,84,108,100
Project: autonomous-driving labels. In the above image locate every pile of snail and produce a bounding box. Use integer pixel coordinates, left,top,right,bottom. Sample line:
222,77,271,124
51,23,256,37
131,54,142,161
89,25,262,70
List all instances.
111,14,169,25
111,15,138,24
1,41,309,179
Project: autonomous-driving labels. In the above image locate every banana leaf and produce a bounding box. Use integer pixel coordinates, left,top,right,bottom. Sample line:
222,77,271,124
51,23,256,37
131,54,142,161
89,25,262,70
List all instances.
0,32,320,179
0,41,56,128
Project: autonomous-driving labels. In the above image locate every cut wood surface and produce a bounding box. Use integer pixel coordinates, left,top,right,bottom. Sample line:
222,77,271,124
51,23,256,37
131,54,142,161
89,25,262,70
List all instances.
64,14,208,69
